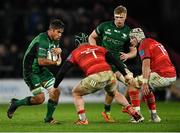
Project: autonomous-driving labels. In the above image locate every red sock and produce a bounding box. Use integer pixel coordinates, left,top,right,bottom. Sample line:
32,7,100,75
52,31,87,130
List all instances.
129,90,140,108
144,92,156,110
78,109,85,114
124,105,136,115
78,109,86,121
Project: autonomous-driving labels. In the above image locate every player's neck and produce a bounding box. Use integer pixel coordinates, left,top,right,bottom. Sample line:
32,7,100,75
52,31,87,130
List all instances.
114,22,124,28
47,30,53,41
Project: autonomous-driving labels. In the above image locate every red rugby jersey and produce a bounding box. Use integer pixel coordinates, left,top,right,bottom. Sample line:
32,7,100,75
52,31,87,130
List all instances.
138,38,176,77
68,44,111,76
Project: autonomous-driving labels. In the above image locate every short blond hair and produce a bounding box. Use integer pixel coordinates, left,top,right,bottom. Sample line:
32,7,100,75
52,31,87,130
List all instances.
114,5,127,15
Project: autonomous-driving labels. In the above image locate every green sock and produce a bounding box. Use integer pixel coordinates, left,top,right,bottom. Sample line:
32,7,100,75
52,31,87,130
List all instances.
15,96,32,107
45,99,58,121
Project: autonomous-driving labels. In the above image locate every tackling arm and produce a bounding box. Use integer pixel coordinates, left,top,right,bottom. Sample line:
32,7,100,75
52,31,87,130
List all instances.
38,58,61,66
105,51,127,76
128,46,137,58
54,61,74,88
120,46,137,62
88,30,98,46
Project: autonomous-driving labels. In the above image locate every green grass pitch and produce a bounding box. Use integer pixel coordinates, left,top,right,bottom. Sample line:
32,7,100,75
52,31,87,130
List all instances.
0,101,180,132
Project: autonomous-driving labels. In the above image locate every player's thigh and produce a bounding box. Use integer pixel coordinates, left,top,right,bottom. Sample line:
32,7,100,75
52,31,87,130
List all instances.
40,68,55,89
72,81,91,96
149,72,176,88
134,74,167,89
24,73,44,95
104,82,117,97
76,76,102,94
77,71,115,94
104,72,118,96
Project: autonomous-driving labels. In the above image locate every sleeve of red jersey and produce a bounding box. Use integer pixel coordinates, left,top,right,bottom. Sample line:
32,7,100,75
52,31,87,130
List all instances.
138,40,151,60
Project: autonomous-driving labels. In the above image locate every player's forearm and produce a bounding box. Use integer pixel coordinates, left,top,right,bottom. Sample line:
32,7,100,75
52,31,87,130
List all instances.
142,67,150,79
106,52,127,76
54,61,73,88
54,73,65,88
142,59,151,80
38,58,60,66
127,52,137,59
127,48,137,59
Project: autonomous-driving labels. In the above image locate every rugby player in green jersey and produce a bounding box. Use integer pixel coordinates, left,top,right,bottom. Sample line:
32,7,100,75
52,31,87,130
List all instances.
89,5,144,123
7,19,64,124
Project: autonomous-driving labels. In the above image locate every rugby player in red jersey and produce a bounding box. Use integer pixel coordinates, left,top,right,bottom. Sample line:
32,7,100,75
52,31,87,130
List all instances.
128,28,177,122
54,33,142,125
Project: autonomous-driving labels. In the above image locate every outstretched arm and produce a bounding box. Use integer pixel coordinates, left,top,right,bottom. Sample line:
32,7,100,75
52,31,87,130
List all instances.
88,30,98,46
54,61,74,88
105,51,134,84
38,58,61,66
120,46,137,62
105,51,127,76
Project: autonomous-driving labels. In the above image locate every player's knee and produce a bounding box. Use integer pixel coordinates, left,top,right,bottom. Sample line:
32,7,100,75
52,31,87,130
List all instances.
72,90,77,97
53,88,61,96
72,89,81,97
38,97,45,104
32,93,45,104
49,88,60,100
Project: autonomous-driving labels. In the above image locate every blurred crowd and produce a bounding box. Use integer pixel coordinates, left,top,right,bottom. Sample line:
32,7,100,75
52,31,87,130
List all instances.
0,0,179,78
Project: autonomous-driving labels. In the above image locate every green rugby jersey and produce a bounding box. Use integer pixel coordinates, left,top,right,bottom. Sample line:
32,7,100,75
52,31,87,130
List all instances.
95,21,131,60
23,32,59,76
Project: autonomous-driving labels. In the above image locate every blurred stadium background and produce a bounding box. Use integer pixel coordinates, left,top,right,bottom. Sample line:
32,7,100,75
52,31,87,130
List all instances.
0,0,180,103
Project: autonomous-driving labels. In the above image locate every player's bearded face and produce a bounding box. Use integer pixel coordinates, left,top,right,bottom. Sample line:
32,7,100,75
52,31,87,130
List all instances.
114,13,126,28
53,29,64,41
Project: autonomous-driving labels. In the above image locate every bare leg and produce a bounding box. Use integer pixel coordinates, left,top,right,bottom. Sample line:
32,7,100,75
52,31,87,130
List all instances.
109,90,142,122
113,90,130,106
73,92,85,112
72,83,88,122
